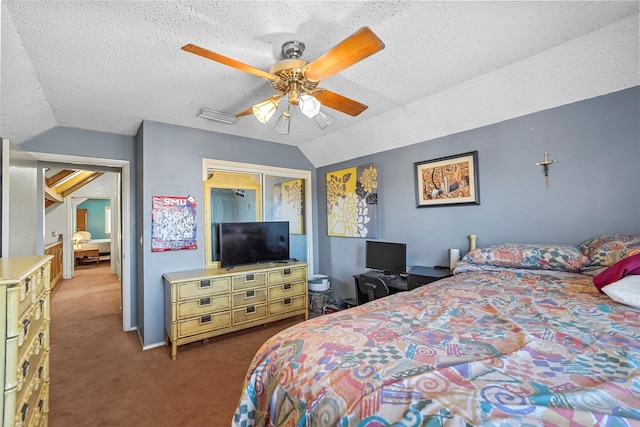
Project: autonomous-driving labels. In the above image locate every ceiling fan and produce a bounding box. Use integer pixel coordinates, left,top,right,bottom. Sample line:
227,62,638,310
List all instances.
182,27,385,134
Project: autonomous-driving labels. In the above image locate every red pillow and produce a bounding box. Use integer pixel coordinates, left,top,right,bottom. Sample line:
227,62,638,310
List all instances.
593,253,640,293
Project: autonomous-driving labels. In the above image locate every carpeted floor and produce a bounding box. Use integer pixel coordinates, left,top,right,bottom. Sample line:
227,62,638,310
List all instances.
49,262,303,426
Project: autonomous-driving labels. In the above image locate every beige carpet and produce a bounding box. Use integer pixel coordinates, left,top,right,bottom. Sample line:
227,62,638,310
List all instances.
49,262,302,426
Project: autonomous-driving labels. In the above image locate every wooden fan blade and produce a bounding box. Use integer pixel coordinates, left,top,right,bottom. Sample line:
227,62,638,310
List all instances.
313,90,368,117
182,44,277,81
235,94,284,118
304,27,385,82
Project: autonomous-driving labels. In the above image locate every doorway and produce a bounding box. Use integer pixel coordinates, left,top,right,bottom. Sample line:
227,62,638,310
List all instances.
35,152,133,332
71,196,115,271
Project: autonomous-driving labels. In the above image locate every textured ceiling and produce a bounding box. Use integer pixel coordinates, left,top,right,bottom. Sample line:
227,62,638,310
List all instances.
1,1,638,167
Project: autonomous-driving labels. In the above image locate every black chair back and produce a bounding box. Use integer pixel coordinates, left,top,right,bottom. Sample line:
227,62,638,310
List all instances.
358,274,390,302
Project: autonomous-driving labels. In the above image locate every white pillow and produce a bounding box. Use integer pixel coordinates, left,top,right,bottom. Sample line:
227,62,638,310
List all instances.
602,275,640,309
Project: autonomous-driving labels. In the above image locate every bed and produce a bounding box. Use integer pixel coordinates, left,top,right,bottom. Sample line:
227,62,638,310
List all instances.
83,238,111,255
233,235,640,426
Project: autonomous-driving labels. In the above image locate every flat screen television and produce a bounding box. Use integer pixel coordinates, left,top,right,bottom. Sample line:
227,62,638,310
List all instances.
219,221,290,268
365,240,407,277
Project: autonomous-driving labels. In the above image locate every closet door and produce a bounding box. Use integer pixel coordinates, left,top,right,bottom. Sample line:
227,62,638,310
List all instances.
77,208,88,231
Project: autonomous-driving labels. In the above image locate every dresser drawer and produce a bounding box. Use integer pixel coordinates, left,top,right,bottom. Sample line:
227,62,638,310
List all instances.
25,383,48,427
232,273,267,291
177,312,231,337
16,341,48,402
18,272,38,317
268,266,306,285
6,285,20,338
176,277,230,301
232,288,267,308
5,336,19,390
14,373,48,427
31,264,49,305
233,303,267,325
177,295,230,319
268,295,306,317
268,281,306,300
18,304,46,356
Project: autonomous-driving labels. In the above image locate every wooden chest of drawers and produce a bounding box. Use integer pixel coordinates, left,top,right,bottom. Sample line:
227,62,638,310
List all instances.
164,262,308,360
0,256,52,427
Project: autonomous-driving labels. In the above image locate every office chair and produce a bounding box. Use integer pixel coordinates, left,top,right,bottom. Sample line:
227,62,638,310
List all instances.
358,274,390,303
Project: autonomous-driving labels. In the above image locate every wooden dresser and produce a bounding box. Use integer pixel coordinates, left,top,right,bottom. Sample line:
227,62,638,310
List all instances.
164,261,308,360
0,256,52,427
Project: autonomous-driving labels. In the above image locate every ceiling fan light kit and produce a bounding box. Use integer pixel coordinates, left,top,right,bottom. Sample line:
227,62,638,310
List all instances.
273,107,292,135
183,26,385,134
252,99,278,124
313,110,333,130
299,94,321,118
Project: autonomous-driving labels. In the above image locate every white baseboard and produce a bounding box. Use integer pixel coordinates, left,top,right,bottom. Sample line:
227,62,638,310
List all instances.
143,341,167,351
136,328,167,351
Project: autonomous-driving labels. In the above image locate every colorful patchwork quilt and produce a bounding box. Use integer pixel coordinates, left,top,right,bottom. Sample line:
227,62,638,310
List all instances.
233,268,640,426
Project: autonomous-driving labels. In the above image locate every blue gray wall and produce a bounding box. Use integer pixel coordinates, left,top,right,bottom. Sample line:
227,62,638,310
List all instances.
138,121,316,346
317,87,640,299
18,87,639,347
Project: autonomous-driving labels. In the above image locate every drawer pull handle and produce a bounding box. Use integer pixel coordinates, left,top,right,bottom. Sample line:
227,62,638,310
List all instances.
284,297,292,305
21,402,29,422
245,274,255,282
283,268,291,275
283,283,292,290
200,315,212,324
199,297,211,306
199,280,211,288
20,278,30,301
246,306,255,314
245,290,255,298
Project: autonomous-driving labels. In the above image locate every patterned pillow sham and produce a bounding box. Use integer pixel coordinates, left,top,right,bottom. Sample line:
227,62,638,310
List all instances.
462,243,589,272
578,234,640,267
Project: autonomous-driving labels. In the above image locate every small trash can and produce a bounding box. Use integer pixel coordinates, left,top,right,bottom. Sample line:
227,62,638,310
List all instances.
308,274,331,313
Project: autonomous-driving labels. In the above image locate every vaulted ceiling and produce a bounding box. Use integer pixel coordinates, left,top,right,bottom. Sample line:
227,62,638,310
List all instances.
44,169,104,208
2,1,638,167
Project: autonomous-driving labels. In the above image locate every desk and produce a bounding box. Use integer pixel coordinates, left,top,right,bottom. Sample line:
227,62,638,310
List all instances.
74,248,100,266
354,266,452,305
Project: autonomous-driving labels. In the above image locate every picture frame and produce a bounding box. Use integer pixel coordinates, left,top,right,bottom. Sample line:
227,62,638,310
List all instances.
414,151,480,208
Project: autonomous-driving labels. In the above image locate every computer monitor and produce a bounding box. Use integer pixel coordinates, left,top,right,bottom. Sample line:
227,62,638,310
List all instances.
365,240,407,277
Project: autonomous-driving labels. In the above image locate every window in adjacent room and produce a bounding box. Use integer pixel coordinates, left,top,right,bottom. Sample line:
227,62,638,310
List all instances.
104,206,112,235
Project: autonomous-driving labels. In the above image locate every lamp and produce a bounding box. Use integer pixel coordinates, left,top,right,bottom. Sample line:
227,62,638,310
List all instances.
273,107,291,135
299,94,321,118
252,99,279,124
73,232,83,250
252,95,332,133
313,110,333,130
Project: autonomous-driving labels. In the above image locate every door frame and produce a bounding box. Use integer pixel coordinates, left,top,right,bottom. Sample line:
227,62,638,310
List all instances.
31,152,133,332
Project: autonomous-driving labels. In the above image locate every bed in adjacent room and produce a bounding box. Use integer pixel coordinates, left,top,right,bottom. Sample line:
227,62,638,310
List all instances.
74,231,111,265
82,238,111,261
233,235,640,426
